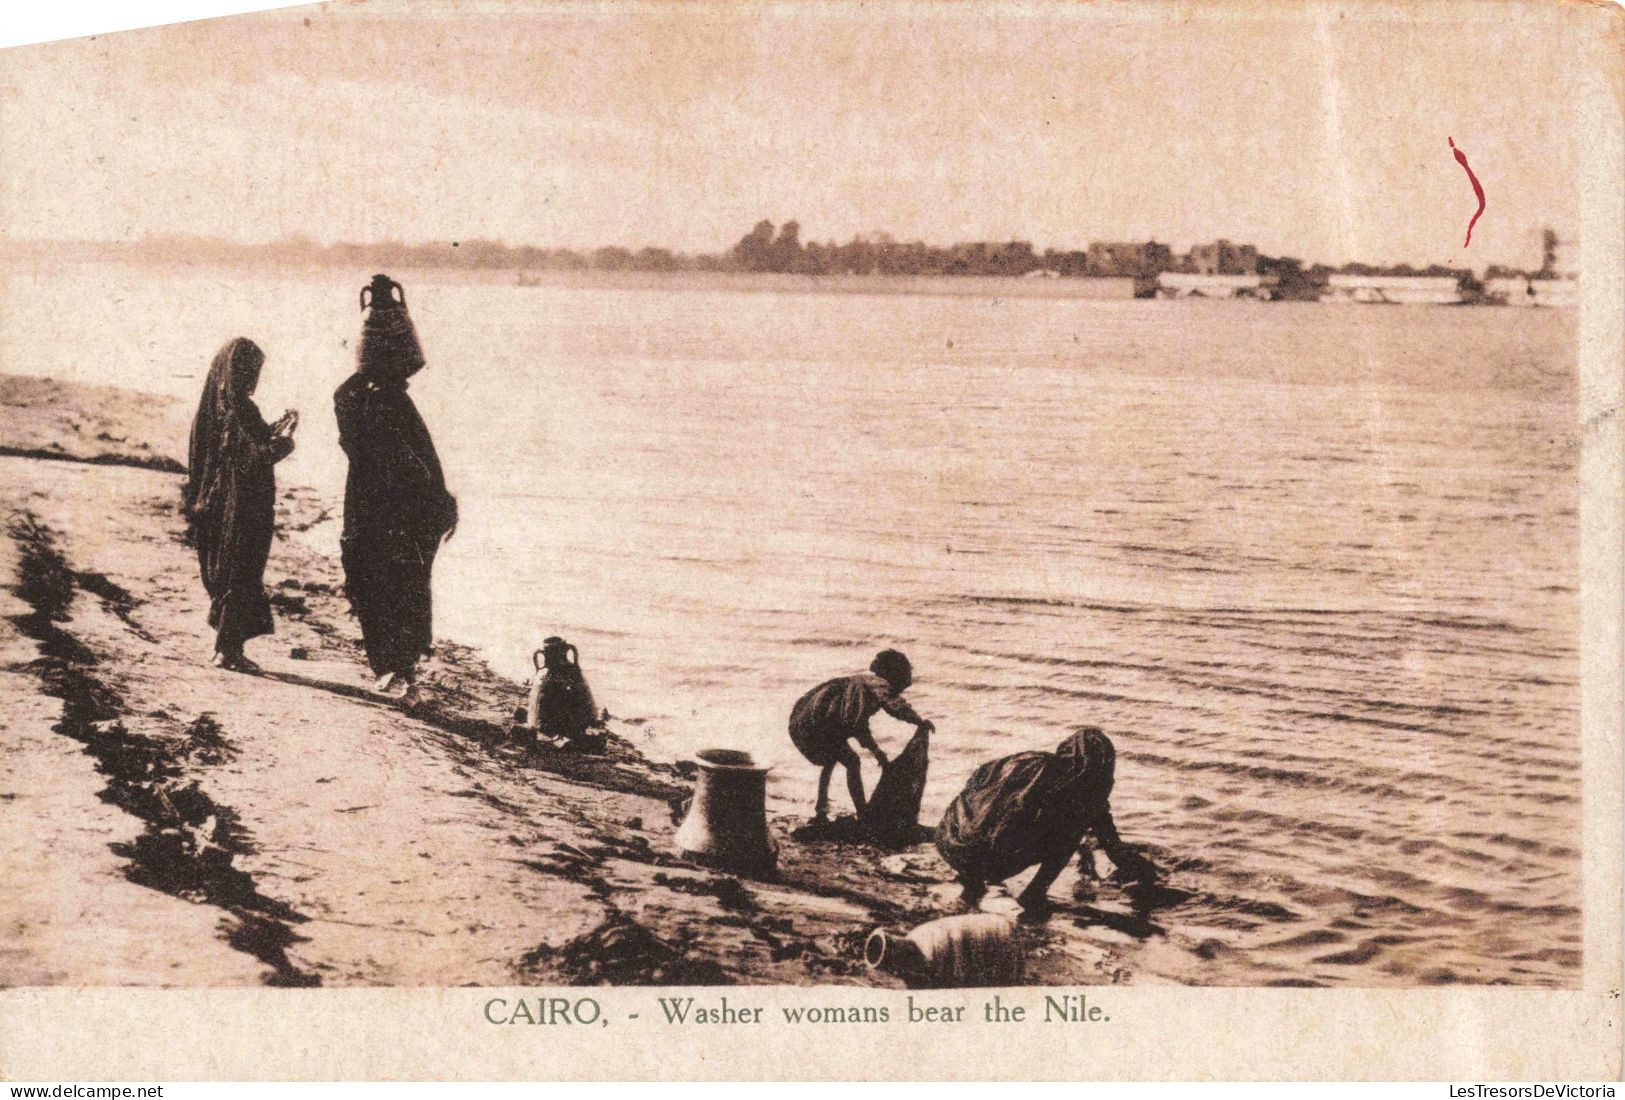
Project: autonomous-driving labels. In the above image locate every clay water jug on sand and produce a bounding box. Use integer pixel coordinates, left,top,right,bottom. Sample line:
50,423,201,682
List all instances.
673,749,777,877
522,637,602,743
865,913,1023,988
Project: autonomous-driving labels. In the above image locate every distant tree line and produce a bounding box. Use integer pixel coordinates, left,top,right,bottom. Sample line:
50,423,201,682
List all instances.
51,234,734,274
730,220,1062,277
726,222,1538,285
3,222,1557,283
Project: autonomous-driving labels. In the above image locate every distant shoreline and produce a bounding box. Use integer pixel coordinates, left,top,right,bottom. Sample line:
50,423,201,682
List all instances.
514,268,1149,301
0,252,1144,301
0,255,1572,307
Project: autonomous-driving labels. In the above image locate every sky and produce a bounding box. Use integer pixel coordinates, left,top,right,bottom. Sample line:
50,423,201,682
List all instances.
0,0,1588,269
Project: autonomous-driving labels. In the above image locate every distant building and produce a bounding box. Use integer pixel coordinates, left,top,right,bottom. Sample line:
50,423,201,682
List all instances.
1484,277,1577,308
1549,244,1577,279
1084,240,1174,278
1185,239,1259,276
1539,228,1578,280
1323,275,1461,305
1156,272,1274,300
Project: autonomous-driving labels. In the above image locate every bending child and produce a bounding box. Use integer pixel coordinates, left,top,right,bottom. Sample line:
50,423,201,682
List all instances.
789,649,934,822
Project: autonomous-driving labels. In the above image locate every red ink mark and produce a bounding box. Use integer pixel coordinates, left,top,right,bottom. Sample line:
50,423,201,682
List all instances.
1449,136,1485,248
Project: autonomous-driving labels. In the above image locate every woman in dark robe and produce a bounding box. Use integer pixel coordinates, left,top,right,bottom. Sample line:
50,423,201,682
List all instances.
334,274,458,703
182,337,297,671
936,727,1160,919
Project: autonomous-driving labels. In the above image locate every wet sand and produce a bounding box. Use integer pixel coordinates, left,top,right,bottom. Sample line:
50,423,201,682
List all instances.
0,373,1151,987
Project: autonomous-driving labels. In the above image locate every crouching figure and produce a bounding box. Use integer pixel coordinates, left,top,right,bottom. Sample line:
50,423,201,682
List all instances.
935,727,1158,920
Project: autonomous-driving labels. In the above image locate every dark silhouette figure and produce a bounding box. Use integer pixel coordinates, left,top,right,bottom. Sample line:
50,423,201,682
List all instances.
936,727,1160,920
182,337,297,671
788,649,934,821
334,275,457,703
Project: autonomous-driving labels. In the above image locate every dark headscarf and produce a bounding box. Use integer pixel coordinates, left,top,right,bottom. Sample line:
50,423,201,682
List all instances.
183,337,265,534
1053,727,1114,785
1034,727,1116,829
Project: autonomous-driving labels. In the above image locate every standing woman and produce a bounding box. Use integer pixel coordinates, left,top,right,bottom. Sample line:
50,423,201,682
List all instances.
182,337,298,672
334,274,458,705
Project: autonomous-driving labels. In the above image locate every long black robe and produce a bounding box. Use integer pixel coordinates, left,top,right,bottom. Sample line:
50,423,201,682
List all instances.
334,371,456,678
182,337,290,654
935,727,1126,888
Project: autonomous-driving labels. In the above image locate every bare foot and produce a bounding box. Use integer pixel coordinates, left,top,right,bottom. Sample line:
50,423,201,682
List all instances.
957,879,987,910
1017,890,1053,923
214,651,260,673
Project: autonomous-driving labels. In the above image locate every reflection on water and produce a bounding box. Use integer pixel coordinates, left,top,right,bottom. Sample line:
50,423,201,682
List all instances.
0,263,1581,987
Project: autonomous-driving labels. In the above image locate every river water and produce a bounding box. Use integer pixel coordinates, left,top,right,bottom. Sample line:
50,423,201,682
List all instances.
0,262,1581,987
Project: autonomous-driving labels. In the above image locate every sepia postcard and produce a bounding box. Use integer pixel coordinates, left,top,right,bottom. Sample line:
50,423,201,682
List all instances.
0,0,1620,1082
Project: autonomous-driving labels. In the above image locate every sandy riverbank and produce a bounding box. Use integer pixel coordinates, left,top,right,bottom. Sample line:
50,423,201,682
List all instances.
0,373,1161,987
